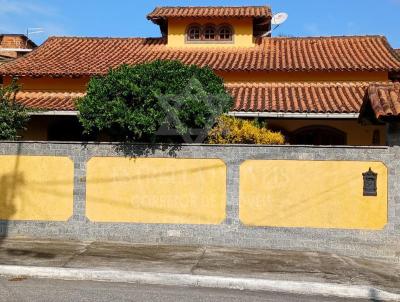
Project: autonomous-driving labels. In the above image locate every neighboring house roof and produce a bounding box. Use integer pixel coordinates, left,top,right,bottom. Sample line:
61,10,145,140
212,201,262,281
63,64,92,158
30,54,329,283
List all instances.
0,54,12,63
14,82,389,115
0,34,37,61
0,34,37,48
395,49,400,58
147,6,272,19
1,35,400,77
362,83,400,120
227,82,374,114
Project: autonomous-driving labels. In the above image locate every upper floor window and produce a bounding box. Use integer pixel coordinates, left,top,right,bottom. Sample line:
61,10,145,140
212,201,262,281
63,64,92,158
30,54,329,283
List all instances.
186,24,234,43
219,26,233,41
188,25,201,41
204,25,216,40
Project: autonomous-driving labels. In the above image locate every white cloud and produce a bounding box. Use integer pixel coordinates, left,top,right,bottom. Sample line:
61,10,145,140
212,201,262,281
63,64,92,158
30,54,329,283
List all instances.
0,0,56,16
0,0,67,40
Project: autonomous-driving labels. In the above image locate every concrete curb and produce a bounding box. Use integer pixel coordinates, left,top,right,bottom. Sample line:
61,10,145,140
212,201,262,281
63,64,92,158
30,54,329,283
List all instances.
0,265,399,301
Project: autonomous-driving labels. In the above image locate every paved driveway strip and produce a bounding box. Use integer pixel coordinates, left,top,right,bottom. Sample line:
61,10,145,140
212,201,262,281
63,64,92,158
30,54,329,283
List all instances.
0,238,398,300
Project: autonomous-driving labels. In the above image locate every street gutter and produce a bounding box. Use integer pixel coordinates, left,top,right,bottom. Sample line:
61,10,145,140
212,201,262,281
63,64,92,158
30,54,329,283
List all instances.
0,265,398,301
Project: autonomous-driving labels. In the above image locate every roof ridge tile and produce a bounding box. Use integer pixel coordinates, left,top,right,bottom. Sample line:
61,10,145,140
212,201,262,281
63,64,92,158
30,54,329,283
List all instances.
147,6,272,20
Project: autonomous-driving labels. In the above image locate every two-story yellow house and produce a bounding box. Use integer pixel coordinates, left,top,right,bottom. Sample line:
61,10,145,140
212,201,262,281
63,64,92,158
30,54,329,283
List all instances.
0,6,400,145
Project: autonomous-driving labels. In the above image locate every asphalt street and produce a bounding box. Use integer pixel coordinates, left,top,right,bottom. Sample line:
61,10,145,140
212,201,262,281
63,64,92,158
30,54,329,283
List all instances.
0,277,377,302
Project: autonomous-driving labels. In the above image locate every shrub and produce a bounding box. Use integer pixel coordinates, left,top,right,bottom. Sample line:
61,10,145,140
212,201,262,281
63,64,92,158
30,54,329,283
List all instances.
0,80,30,140
76,60,233,142
207,115,285,145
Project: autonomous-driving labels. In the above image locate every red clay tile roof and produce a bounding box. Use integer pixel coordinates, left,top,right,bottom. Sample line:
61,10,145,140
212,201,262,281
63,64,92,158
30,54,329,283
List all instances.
15,91,84,111
147,6,271,20
16,82,388,116
227,82,380,114
365,83,400,120
1,36,400,77
395,49,400,58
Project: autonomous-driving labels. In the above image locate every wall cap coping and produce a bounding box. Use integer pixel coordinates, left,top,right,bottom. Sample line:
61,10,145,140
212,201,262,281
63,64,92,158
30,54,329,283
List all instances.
0,141,390,150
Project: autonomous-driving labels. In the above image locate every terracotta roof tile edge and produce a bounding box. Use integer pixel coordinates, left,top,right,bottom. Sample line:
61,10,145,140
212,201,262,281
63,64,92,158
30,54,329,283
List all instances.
379,36,400,63
147,6,272,19
45,36,165,41
364,83,400,119
148,5,271,9
266,34,388,40
45,34,386,40
225,81,390,87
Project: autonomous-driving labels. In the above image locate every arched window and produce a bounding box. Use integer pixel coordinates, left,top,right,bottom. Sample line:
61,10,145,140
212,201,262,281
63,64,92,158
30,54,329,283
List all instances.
186,24,234,43
291,126,347,145
187,25,201,41
204,25,216,40
218,26,233,41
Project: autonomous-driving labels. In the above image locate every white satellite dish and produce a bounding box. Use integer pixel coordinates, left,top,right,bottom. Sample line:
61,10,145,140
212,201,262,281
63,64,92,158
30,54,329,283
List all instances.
271,12,288,26
261,12,289,37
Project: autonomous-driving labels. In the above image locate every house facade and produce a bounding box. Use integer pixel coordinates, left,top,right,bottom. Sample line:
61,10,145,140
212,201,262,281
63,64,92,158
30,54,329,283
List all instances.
0,34,37,63
0,6,400,145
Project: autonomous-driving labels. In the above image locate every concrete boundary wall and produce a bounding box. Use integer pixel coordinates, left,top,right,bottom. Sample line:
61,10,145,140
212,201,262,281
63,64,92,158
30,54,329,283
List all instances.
0,142,399,260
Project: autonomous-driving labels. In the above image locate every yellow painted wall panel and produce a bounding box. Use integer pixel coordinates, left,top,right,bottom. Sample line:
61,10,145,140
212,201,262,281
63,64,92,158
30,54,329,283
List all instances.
86,158,227,224
240,160,387,230
167,18,254,48
0,156,74,221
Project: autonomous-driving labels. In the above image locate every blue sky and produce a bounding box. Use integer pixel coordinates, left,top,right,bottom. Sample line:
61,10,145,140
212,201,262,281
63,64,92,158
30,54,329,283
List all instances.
0,0,399,48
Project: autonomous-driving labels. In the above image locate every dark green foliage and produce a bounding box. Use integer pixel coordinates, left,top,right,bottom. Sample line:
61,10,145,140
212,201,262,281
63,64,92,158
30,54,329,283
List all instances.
76,60,233,142
0,80,30,140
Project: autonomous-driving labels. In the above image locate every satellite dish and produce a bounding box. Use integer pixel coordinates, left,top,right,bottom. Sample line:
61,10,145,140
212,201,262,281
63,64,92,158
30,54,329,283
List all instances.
271,13,289,26
261,12,289,37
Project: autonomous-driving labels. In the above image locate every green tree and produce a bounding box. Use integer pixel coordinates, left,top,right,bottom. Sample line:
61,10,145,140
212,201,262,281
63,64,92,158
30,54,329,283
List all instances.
0,80,30,140
76,60,233,142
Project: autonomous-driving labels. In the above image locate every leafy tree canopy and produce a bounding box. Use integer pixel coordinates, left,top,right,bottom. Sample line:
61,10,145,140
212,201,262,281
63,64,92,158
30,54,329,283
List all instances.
77,60,233,142
0,80,30,140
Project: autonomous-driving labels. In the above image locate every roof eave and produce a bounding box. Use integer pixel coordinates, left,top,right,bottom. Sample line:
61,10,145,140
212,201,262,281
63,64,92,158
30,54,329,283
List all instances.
229,112,360,119
29,110,78,116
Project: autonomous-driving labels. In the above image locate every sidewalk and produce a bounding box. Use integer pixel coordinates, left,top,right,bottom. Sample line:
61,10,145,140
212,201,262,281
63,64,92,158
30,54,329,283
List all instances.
0,237,399,301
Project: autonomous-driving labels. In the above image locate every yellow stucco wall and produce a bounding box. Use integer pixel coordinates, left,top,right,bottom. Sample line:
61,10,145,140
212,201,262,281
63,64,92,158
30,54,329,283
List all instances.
267,119,386,146
4,76,89,92
240,160,388,230
4,71,388,91
4,70,388,96
167,17,254,48
0,156,74,221
86,157,227,224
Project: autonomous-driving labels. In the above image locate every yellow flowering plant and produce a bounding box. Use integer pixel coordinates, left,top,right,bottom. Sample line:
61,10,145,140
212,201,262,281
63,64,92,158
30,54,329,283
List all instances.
207,115,285,145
